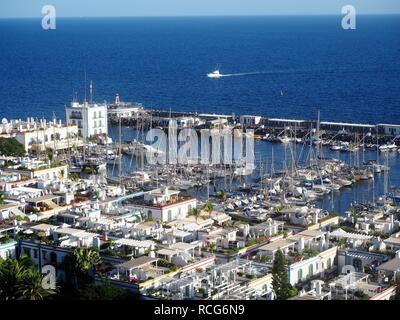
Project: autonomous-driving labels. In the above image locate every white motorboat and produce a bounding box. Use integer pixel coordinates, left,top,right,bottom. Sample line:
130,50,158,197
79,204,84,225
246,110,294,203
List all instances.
278,136,292,144
379,143,397,152
330,144,343,151
207,69,223,78
262,133,270,141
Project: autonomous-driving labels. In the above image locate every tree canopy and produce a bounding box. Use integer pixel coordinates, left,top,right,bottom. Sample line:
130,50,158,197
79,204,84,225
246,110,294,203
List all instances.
272,249,294,300
0,255,57,300
0,137,25,157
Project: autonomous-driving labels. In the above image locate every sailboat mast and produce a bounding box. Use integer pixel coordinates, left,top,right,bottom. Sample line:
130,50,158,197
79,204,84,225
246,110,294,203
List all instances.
119,115,122,186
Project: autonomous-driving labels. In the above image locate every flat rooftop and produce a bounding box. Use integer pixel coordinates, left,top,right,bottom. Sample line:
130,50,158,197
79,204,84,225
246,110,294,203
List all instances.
116,256,158,270
258,238,296,252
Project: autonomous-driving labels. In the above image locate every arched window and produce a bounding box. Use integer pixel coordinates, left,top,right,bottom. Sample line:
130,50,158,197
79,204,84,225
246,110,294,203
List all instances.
353,258,363,272
50,252,57,265
298,269,303,281
147,210,152,219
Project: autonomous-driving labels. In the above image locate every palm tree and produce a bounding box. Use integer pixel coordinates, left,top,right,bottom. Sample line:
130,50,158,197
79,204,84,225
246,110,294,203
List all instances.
17,254,35,269
207,243,216,253
0,258,27,299
73,247,101,274
64,248,101,289
0,192,7,205
0,255,53,300
17,269,57,300
203,201,214,218
190,208,201,222
215,191,227,202
351,208,359,223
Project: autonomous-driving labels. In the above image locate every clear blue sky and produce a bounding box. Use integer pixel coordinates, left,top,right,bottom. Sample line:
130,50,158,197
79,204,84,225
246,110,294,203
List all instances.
0,0,399,18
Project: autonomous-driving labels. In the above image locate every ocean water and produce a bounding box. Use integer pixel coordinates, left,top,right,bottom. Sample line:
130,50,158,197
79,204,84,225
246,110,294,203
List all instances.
0,15,399,123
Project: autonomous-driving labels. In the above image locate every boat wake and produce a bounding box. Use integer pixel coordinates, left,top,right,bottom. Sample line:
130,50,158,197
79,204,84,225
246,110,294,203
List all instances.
219,71,265,77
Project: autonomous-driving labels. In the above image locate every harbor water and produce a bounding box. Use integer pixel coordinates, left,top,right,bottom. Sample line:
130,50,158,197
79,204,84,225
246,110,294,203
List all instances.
108,126,400,216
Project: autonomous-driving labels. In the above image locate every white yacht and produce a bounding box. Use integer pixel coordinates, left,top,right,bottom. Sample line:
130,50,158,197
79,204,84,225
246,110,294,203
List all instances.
207,69,223,78
379,143,397,152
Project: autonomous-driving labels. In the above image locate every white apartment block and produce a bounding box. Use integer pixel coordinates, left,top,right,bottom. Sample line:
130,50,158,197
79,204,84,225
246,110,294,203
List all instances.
132,188,197,223
1,118,81,152
65,101,108,139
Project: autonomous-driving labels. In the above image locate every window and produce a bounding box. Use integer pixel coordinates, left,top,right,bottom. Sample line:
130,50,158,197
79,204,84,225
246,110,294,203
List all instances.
42,250,48,260
167,210,172,222
353,258,363,272
33,249,38,259
23,248,31,258
147,210,152,219
93,111,97,119
50,252,57,264
308,264,314,277
327,258,332,269
298,269,303,281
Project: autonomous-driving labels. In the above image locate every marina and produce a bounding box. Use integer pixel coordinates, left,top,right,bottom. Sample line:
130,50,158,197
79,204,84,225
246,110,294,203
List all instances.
1,97,399,302
0,8,399,305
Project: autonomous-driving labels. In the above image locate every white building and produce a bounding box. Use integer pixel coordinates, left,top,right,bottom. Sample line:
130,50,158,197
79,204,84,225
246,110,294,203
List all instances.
132,187,197,223
107,94,144,119
66,101,108,139
1,118,81,152
288,246,337,286
239,115,262,127
0,241,18,260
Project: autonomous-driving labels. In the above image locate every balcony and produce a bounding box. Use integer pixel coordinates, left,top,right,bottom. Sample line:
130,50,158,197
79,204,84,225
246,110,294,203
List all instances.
69,112,82,120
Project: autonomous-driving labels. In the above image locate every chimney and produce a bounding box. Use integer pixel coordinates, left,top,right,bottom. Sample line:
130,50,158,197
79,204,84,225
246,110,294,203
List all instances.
319,237,326,251
326,232,330,248
242,224,250,237
313,211,319,224
298,237,305,252
315,281,322,295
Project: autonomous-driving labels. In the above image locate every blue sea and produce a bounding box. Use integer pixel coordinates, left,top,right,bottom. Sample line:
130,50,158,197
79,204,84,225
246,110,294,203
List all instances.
0,15,399,123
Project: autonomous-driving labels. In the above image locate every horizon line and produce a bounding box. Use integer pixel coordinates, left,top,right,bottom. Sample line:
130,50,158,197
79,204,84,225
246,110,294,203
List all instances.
1,13,400,19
